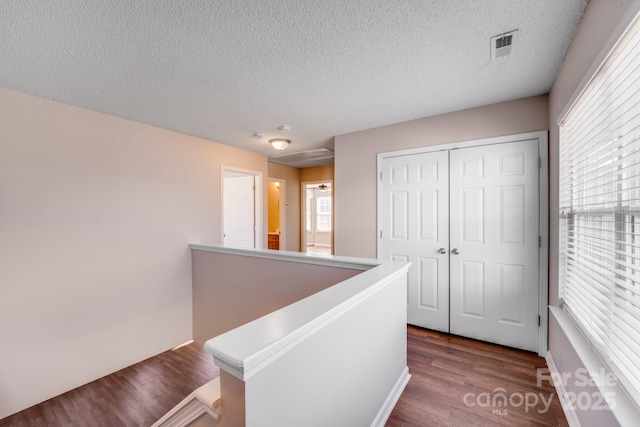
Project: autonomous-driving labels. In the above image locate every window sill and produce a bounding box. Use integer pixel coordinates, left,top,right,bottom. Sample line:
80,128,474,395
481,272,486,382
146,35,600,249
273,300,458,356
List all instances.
548,306,640,427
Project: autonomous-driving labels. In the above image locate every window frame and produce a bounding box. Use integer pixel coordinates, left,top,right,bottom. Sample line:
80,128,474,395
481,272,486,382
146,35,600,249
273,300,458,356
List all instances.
558,7,640,409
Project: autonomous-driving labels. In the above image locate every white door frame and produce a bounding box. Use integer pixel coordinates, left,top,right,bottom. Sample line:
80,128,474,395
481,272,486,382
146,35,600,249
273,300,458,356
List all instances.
268,178,286,250
301,180,334,253
222,166,263,249
376,130,549,356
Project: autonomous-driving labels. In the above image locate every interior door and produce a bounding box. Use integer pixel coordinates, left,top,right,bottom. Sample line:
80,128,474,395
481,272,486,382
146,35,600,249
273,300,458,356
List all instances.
380,151,450,332
223,174,255,248
449,140,539,352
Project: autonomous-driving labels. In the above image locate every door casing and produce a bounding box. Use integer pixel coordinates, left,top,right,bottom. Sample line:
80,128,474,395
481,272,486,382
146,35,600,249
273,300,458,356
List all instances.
376,131,549,356
301,180,334,253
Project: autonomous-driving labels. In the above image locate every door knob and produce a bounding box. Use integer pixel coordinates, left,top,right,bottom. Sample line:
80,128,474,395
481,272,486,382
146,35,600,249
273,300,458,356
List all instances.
451,248,460,255
437,248,446,254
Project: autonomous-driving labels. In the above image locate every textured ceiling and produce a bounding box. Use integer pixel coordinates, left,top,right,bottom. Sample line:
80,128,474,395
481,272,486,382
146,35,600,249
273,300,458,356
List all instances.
0,0,588,160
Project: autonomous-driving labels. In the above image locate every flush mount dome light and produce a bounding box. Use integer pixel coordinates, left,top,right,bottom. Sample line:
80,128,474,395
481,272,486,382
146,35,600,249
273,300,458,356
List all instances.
269,138,291,150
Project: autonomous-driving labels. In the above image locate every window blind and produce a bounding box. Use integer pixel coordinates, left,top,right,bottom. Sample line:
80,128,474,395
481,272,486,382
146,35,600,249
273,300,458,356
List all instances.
559,13,640,407
316,196,332,231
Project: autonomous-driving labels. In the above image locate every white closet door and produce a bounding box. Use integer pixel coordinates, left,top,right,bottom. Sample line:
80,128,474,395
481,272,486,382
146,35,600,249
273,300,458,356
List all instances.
449,140,539,352
380,152,450,332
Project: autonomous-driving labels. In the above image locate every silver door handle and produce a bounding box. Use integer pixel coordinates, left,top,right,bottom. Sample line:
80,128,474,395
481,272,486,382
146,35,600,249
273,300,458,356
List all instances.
451,248,460,255
437,248,446,254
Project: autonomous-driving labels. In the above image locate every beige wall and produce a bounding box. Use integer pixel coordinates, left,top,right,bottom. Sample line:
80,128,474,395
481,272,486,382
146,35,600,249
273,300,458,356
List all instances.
300,164,334,182
0,88,268,419
191,249,360,343
334,95,549,258
268,162,301,251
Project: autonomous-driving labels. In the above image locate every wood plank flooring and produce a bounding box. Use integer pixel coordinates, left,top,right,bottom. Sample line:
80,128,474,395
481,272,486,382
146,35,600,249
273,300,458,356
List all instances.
386,326,568,426
0,342,219,427
0,327,567,426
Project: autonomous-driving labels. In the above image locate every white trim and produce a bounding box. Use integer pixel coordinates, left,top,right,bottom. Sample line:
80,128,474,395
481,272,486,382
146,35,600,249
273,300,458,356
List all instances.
151,377,221,427
376,130,549,356
538,132,550,357
370,367,411,427
375,131,546,161
545,351,581,427
549,306,640,427
190,243,374,270
557,0,640,125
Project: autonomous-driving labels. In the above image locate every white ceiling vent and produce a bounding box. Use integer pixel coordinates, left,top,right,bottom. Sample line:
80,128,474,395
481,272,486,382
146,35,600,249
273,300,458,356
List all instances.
269,148,334,168
491,30,518,60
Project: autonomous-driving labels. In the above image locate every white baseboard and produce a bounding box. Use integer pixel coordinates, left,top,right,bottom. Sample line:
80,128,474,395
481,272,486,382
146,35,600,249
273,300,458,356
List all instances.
371,367,411,427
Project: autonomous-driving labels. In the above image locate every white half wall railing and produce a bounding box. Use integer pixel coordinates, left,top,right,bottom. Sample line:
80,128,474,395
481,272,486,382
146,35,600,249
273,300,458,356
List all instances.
180,244,411,427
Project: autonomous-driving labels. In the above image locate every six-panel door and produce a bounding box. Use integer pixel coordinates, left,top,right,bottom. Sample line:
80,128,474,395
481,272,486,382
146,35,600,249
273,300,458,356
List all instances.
380,139,540,352
449,140,539,352
380,151,450,333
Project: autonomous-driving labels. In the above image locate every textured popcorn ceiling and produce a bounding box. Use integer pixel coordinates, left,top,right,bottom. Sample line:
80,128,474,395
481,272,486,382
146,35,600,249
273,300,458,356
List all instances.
0,0,587,158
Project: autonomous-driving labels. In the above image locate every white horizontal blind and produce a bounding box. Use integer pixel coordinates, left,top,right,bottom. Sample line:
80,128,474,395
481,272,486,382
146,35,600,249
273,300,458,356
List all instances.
559,13,640,407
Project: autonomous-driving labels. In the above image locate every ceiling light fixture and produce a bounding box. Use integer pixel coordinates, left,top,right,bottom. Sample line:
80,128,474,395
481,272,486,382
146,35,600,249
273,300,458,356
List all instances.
269,138,291,150
318,184,328,191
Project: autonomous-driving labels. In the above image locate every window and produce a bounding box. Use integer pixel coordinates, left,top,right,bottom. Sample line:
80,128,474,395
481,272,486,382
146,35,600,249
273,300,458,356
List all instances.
316,196,332,231
559,14,640,407
306,192,312,231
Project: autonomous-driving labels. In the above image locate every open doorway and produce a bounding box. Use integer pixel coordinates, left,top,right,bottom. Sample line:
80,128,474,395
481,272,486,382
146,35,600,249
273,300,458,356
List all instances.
222,167,262,249
301,181,332,254
267,179,286,250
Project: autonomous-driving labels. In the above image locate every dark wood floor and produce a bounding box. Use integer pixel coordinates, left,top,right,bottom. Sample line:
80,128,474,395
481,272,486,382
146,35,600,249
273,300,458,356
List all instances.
0,342,219,427
0,327,567,427
386,326,568,426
